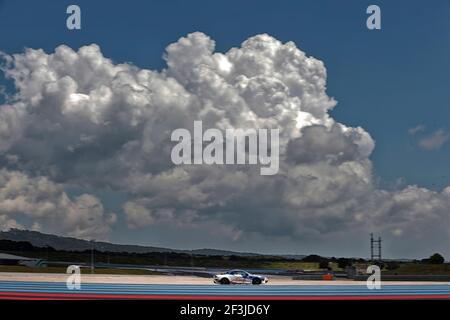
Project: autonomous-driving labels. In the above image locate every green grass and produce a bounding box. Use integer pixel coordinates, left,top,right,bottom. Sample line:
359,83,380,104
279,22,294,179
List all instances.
0,265,163,275
260,261,341,271
261,262,319,270
383,263,450,275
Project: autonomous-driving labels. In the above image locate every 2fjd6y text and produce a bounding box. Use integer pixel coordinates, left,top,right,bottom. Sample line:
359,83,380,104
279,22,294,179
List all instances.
180,304,271,317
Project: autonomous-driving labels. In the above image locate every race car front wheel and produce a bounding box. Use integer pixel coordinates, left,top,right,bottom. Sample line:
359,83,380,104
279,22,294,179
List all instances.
252,278,262,285
220,278,230,285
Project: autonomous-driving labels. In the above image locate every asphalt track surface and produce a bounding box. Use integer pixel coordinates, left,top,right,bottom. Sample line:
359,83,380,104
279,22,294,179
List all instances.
1,281,450,300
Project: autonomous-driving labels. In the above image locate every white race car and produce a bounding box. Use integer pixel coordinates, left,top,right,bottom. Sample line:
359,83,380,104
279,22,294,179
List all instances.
213,269,268,285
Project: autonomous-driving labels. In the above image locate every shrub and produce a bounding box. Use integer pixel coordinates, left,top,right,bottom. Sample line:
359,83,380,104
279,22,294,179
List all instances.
337,258,351,269
428,253,445,264
385,261,400,270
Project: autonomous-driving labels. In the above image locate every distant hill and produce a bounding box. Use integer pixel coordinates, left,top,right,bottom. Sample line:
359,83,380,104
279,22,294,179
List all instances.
190,248,260,256
0,229,275,257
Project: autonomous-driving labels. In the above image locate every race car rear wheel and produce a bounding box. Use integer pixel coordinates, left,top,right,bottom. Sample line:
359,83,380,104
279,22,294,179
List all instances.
220,278,230,285
252,278,262,285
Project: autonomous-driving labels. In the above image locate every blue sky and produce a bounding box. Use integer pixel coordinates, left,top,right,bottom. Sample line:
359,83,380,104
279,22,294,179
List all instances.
1,0,450,257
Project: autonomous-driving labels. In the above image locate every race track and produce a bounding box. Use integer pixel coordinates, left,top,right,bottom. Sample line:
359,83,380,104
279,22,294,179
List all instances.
1,281,450,300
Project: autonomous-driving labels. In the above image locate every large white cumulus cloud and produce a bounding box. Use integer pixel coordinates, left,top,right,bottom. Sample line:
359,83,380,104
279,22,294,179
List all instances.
0,169,116,239
0,32,449,249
